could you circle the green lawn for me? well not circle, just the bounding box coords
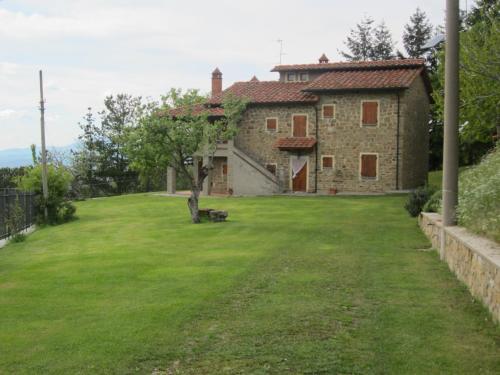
[1,194,499,374]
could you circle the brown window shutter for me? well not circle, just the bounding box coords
[293,115,307,137]
[266,118,277,131]
[222,164,228,175]
[361,154,377,178]
[323,105,334,118]
[322,156,333,168]
[362,102,378,125]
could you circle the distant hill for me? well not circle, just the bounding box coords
[0,144,76,168]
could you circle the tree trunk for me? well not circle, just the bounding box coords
[187,188,201,223]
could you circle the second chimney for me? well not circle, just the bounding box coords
[211,68,222,97]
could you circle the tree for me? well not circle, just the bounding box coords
[73,95,145,196]
[433,4,500,163]
[466,0,499,27]
[340,16,375,61]
[97,94,144,194]
[403,8,433,58]
[371,21,395,60]
[16,164,76,224]
[126,89,247,223]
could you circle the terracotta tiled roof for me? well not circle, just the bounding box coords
[271,58,425,72]
[169,104,224,117]
[304,68,423,92]
[208,81,318,105]
[274,137,317,150]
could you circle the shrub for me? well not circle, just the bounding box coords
[405,185,435,217]
[59,201,76,222]
[423,190,442,213]
[457,147,500,243]
[16,164,76,224]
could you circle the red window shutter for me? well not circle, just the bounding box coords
[362,102,378,125]
[322,156,333,168]
[323,105,334,118]
[293,115,307,137]
[361,155,377,178]
[266,118,277,131]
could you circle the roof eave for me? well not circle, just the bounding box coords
[302,87,409,93]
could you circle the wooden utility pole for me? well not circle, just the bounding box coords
[39,70,49,220]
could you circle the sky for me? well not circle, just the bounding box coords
[0,0,471,151]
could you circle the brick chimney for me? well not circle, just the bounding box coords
[211,67,222,97]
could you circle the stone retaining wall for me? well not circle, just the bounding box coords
[419,212,500,323]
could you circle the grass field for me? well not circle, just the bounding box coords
[1,194,499,374]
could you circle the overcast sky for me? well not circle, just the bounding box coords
[0,0,470,151]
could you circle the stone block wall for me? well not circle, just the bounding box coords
[400,79,430,189]
[419,212,500,323]
[315,91,399,193]
[234,104,317,193]
[233,79,429,194]
[211,157,228,194]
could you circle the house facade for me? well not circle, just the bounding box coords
[184,55,430,195]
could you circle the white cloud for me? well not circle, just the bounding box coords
[0,109,19,119]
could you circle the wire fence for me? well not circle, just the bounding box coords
[0,189,36,240]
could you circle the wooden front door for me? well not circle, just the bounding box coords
[292,115,307,137]
[292,162,307,192]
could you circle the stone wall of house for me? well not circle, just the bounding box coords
[233,78,429,193]
[315,91,399,193]
[234,104,318,193]
[399,78,430,189]
[419,212,500,323]
[211,157,228,194]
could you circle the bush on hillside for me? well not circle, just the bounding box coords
[457,147,500,243]
[423,190,442,213]
[16,164,76,224]
[405,185,435,217]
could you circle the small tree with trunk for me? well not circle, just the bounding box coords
[126,89,247,223]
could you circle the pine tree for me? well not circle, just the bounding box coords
[371,21,394,60]
[403,8,433,58]
[340,16,374,61]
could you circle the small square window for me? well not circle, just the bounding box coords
[265,163,277,175]
[299,73,308,82]
[266,118,277,132]
[322,156,334,169]
[287,72,296,82]
[322,105,335,119]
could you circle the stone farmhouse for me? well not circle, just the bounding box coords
[173,55,431,196]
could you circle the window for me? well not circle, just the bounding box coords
[222,163,228,176]
[287,72,296,82]
[360,154,378,180]
[299,72,308,82]
[265,118,278,132]
[265,163,277,176]
[361,101,379,126]
[322,104,335,119]
[292,114,308,137]
[322,156,334,170]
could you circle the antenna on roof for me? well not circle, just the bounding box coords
[277,39,286,64]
